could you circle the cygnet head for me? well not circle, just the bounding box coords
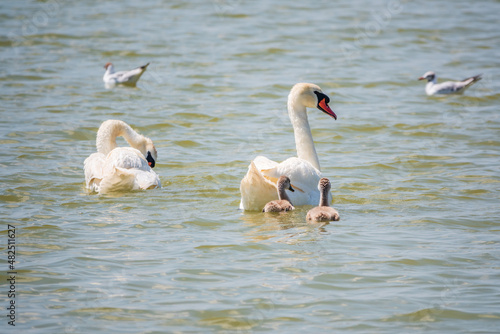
[289,83,337,120]
[418,71,436,82]
[277,175,294,193]
[318,177,331,193]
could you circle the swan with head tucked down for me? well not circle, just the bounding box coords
[240,83,337,211]
[84,120,160,194]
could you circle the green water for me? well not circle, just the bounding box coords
[1,0,499,333]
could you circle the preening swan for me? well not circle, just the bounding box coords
[84,120,160,194]
[306,178,340,223]
[103,62,149,88]
[262,176,295,213]
[418,71,482,96]
[240,83,337,211]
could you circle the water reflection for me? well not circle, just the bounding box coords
[239,208,331,243]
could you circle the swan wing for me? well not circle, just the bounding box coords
[239,158,279,211]
[127,168,161,190]
[104,147,150,171]
[98,167,160,194]
[84,152,106,192]
[99,167,138,194]
[89,148,160,194]
[239,156,331,211]
[261,157,325,206]
[252,155,279,170]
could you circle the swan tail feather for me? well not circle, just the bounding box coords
[133,168,161,190]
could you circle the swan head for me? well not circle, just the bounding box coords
[144,138,158,168]
[289,83,337,120]
[419,71,436,82]
[318,177,331,193]
[277,175,294,193]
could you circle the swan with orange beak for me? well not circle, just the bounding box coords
[240,83,338,211]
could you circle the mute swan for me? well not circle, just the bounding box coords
[263,176,295,212]
[418,71,482,96]
[84,120,160,194]
[103,62,149,88]
[306,178,340,223]
[240,83,337,211]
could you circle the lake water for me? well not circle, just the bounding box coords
[1,0,500,332]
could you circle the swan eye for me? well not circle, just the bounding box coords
[314,91,330,104]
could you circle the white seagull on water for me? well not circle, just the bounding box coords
[418,71,482,96]
[103,62,149,88]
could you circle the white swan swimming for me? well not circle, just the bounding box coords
[418,71,482,96]
[103,62,149,88]
[84,120,160,194]
[306,178,340,223]
[240,83,337,211]
[262,176,295,213]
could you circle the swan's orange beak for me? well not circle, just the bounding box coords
[418,77,425,80]
[318,99,337,120]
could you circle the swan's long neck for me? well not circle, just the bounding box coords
[96,120,146,155]
[288,100,321,171]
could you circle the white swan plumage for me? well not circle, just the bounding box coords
[84,120,160,194]
[240,83,337,211]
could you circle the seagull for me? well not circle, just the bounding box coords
[103,62,149,88]
[418,71,482,96]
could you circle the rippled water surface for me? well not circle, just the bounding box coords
[1,0,500,333]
